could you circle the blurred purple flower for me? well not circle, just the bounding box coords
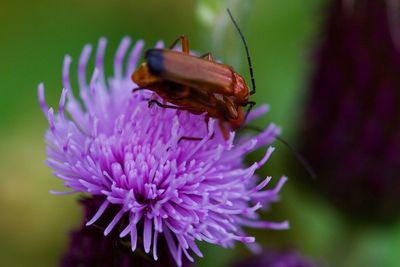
[61,197,192,267]
[38,37,288,265]
[300,0,400,222]
[233,249,319,267]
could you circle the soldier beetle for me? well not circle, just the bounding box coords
[131,9,255,139]
[131,9,316,178]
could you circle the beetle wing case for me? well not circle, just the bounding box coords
[146,49,235,96]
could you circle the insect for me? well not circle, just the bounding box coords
[131,9,316,178]
[131,9,255,139]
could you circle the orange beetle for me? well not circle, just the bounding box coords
[131,10,317,177]
[131,9,256,139]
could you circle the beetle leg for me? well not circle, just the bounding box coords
[166,136,202,151]
[174,86,191,99]
[199,52,215,61]
[178,136,203,143]
[176,114,216,144]
[132,86,146,93]
[168,35,189,53]
[148,99,195,111]
[236,101,256,133]
[176,116,214,144]
[240,101,256,129]
[204,115,210,132]
[221,96,239,121]
[243,101,256,124]
[132,80,161,93]
[219,119,229,140]
[206,92,220,107]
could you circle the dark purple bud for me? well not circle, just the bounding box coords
[300,0,400,222]
[233,250,319,267]
[61,197,193,267]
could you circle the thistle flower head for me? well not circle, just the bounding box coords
[38,37,288,266]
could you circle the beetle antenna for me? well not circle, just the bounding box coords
[275,136,317,179]
[227,8,256,95]
[243,125,317,179]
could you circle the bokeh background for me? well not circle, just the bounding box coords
[1,0,399,266]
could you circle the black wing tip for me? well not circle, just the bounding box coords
[145,49,165,75]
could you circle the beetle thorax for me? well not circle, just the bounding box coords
[232,73,250,104]
[131,63,159,87]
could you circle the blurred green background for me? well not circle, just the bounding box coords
[1,0,399,266]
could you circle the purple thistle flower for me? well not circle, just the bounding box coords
[38,37,288,266]
[300,0,400,222]
[233,249,319,267]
